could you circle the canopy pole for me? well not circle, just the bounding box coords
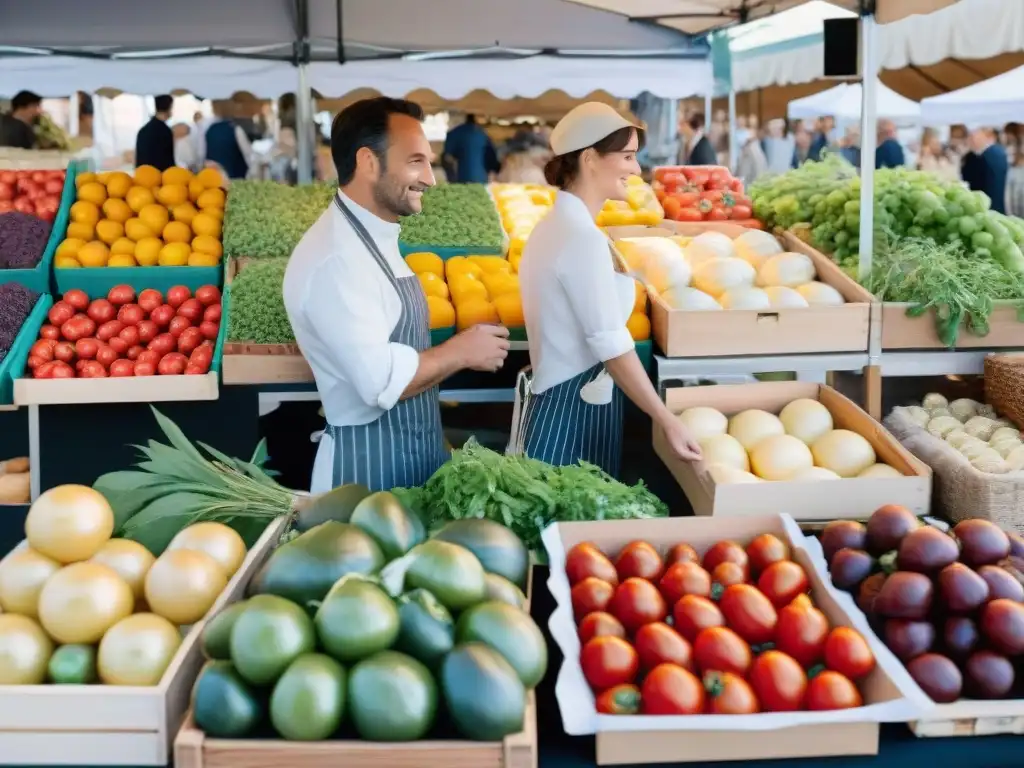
[68,93,79,138]
[704,92,712,125]
[728,90,737,172]
[296,63,314,184]
[856,14,878,283]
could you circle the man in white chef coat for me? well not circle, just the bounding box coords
[284,98,510,493]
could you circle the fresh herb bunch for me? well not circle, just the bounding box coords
[227,258,295,344]
[392,438,667,551]
[399,184,504,249]
[223,181,337,259]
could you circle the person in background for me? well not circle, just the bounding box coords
[962,127,1009,214]
[875,119,906,169]
[1005,133,1024,218]
[172,123,199,172]
[735,130,769,186]
[733,115,752,152]
[762,119,796,175]
[204,100,252,180]
[135,94,175,170]
[917,128,959,184]
[792,125,812,168]
[678,112,717,165]
[0,91,43,149]
[442,114,499,183]
[838,125,861,167]
[807,116,835,162]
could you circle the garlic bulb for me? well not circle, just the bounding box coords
[929,407,954,420]
[923,393,949,411]
[928,416,964,439]
[990,426,1021,443]
[944,430,971,449]
[964,416,999,441]
[948,398,981,422]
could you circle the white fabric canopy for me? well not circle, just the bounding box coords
[919,64,1024,126]
[787,81,920,122]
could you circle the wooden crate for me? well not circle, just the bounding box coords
[0,517,288,766]
[881,301,1024,349]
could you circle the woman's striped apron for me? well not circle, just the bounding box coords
[324,195,448,491]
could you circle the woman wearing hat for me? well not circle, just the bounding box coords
[508,103,702,476]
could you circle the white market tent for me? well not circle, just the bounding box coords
[787,81,920,123]
[919,63,1024,127]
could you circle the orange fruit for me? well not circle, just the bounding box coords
[162,166,192,186]
[104,172,132,199]
[108,254,137,267]
[134,237,162,266]
[76,241,109,268]
[74,171,97,189]
[95,219,125,245]
[55,256,81,269]
[66,221,95,241]
[493,293,525,327]
[445,256,483,282]
[196,168,223,189]
[187,253,220,267]
[110,238,136,256]
[405,252,444,278]
[133,165,162,189]
[70,200,100,225]
[188,177,205,203]
[449,275,488,304]
[481,271,519,298]
[190,212,221,238]
[456,299,499,331]
[156,185,188,207]
[202,207,223,222]
[191,234,222,258]
[633,280,647,312]
[77,182,107,206]
[171,203,198,226]
[417,273,449,300]
[158,242,190,267]
[124,218,154,242]
[196,188,225,210]
[101,198,132,224]
[56,239,85,259]
[468,255,512,274]
[626,312,651,341]
[138,204,169,234]
[426,296,456,329]
[162,221,192,244]
[125,186,155,213]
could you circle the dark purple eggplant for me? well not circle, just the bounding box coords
[980,599,1024,656]
[953,519,1010,567]
[874,571,934,620]
[977,564,1024,602]
[897,526,960,574]
[938,563,990,613]
[883,619,934,661]
[964,651,1015,699]
[866,504,919,555]
[821,521,868,564]
[906,653,963,703]
[942,616,979,659]
[830,548,874,591]
[1007,531,1024,559]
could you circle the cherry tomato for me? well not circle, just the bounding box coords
[168,315,193,338]
[609,577,667,633]
[158,352,188,375]
[580,636,639,691]
[74,338,100,360]
[95,345,119,369]
[704,671,760,714]
[203,303,222,324]
[87,299,116,325]
[665,543,699,567]
[136,319,159,344]
[118,325,141,347]
[758,560,810,609]
[572,577,615,622]
[137,289,164,314]
[148,333,177,357]
[806,670,863,711]
[109,359,136,377]
[188,344,214,373]
[149,304,176,328]
[52,341,75,363]
[47,300,75,326]
[62,289,89,311]
[107,285,136,305]
[117,303,145,326]
[29,340,55,361]
[615,540,664,582]
[823,627,876,681]
[731,204,753,220]
[126,345,144,360]
[177,298,205,323]
[167,285,191,308]
[707,206,730,221]
[640,664,705,715]
[595,683,641,715]
[39,324,60,340]
[702,540,749,576]
[107,336,129,355]
[137,349,162,366]
[775,599,830,668]
[79,360,107,378]
[749,651,808,712]
[659,561,711,604]
[196,284,222,306]
[565,542,619,587]
[75,358,89,374]
[26,355,47,370]
[746,533,790,575]
[134,361,157,376]
[96,320,124,341]
[634,622,693,672]
[675,207,704,222]
[673,595,725,642]
[578,611,626,645]
[719,584,778,645]
[177,326,205,356]
[693,626,752,676]
[33,361,56,379]
[199,320,220,340]
[50,361,75,378]
[711,562,747,591]
[185,364,206,375]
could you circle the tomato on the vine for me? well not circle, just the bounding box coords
[609,577,667,632]
[572,577,615,622]
[748,651,808,712]
[615,540,664,581]
[719,584,778,644]
[566,542,619,587]
[578,611,626,645]
[659,561,711,604]
[640,664,705,715]
[665,542,699,567]
[806,670,863,711]
[775,599,830,667]
[581,636,639,691]
[702,540,749,575]
[704,671,760,714]
[634,622,693,672]
[673,595,725,643]
[758,560,809,608]
[693,626,752,676]
[596,684,641,715]
[745,533,790,575]
[823,627,876,681]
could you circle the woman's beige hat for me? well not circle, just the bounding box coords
[550,102,641,156]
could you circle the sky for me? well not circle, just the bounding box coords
[727,0,856,52]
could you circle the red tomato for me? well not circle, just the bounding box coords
[95,346,119,369]
[167,285,191,308]
[26,355,47,371]
[52,342,75,363]
[48,300,75,327]
[693,626,752,676]
[609,577,667,633]
[578,611,626,645]
[177,298,205,323]
[195,285,222,306]
[675,191,700,207]
[107,285,136,306]
[60,315,96,342]
[640,664,705,715]
[0,182,11,201]
[659,561,711,604]
[675,207,703,222]
[595,684,641,715]
[634,622,692,672]
[702,541,749,576]
[137,289,164,314]
[43,179,63,195]
[198,320,220,341]
[136,320,159,343]
[39,324,60,340]
[704,671,760,714]
[758,561,810,608]
[62,289,89,311]
[117,303,145,326]
[719,584,778,645]
[661,197,681,220]
[74,338,100,360]
[87,299,116,324]
[134,361,157,376]
[673,595,725,643]
[711,562,747,591]
[731,205,753,220]
[806,671,863,711]
[50,361,75,378]
[157,352,188,375]
[149,304,176,328]
[703,190,724,204]
[118,325,141,347]
[95,320,124,342]
[126,345,144,361]
[748,651,808,712]
[188,344,213,373]
[177,327,205,356]
[109,359,136,377]
[565,542,619,587]
[615,540,664,581]
[79,360,107,378]
[148,333,177,357]
[13,197,34,214]
[665,543,699,567]
[107,336,129,355]
[580,636,639,691]
[29,340,55,362]
[571,577,615,622]
[137,349,162,366]
[33,361,55,379]
[0,171,14,185]
[75,359,89,374]
[746,533,790,575]
[168,315,193,338]
[185,364,206,375]
[775,599,830,668]
[203,304,222,324]
[823,627,876,681]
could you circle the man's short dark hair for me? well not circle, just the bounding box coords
[11,91,42,111]
[154,95,173,113]
[688,113,706,131]
[331,97,424,186]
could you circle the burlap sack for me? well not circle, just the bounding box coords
[884,408,1024,535]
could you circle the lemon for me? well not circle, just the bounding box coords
[56,238,85,258]
[190,212,221,238]
[75,171,97,189]
[481,271,519,298]
[133,165,162,189]
[162,221,191,244]
[191,234,222,258]
[405,252,444,278]
[55,256,81,269]
[126,186,155,213]
[70,201,100,226]
[171,203,198,226]
[417,273,449,300]
[95,220,125,246]
[202,207,223,222]
[468,255,512,274]
[108,254,137,268]
[426,296,456,329]
[156,184,188,207]
[493,293,525,327]
[187,253,220,267]
[66,221,95,241]
[196,167,223,189]
[456,298,499,331]
[77,241,110,268]
[162,166,192,186]
[197,188,225,210]
[188,177,205,203]
[104,172,132,199]
[110,237,136,256]
[77,182,107,206]
[138,204,169,234]
[449,275,488,304]
[101,198,132,224]
[124,218,154,242]
[135,237,163,266]
[158,242,190,267]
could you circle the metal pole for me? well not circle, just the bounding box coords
[296,63,314,184]
[857,15,878,283]
[68,93,79,138]
[704,91,713,124]
[728,89,737,172]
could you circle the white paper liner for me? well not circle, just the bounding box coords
[541,515,933,735]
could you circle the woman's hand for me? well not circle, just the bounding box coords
[657,413,703,462]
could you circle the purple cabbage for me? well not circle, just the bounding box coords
[0,211,52,270]
[0,283,40,364]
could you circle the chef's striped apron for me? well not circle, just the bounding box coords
[325,195,448,491]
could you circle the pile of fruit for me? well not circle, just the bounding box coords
[26,284,222,379]
[0,484,248,685]
[225,258,295,345]
[820,506,1024,703]
[399,184,505,251]
[490,183,555,271]
[192,494,545,742]
[55,166,224,269]
[674,397,900,485]
[616,230,846,312]
[653,166,759,227]
[223,181,337,260]
[566,534,876,714]
[595,176,664,228]
[0,168,64,221]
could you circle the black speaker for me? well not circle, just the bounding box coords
[823,18,860,78]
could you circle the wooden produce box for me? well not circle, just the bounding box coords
[221,258,314,386]
[881,300,1024,350]
[654,381,932,520]
[541,515,926,765]
[0,517,289,766]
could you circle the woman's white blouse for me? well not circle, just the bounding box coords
[519,192,636,394]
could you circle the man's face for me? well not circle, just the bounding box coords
[371,114,435,217]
